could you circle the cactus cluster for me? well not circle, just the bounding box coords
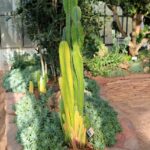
[59,0,86,148]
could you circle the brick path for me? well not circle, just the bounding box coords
[95,74,150,150]
[5,93,23,150]
[0,71,7,150]
[0,71,23,150]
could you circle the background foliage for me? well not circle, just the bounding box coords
[3,53,41,92]
[84,52,124,76]
[79,0,103,57]
[17,0,65,77]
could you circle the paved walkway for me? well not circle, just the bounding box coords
[0,71,6,150]
[0,71,23,150]
[95,74,150,150]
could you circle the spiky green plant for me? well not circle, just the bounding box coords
[59,41,86,149]
[59,0,86,148]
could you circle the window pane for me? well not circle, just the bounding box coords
[0,0,19,14]
[0,0,12,13]
[0,16,22,47]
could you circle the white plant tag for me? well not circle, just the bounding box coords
[87,127,94,138]
[132,56,138,61]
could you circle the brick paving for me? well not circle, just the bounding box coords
[0,71,7,150]
[5,93,23,150]
[0,71,23,150]
[95,74,150,150]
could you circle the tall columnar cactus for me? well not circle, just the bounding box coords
[59,41,86,148]
[63,0,84,48]
[62,0,84,115]
[59,0,86,148]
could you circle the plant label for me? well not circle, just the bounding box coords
[87,127,94,138]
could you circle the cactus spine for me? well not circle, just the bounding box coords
[59,0,86,148]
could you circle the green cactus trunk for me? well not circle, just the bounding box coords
[59,0,86,147]
[62,0,84,115]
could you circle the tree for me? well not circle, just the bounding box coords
[79,0,104,57]
[100,0,150,56]
[17,0,65,77]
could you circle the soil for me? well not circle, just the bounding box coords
[0,71,7,150]
[94,73,150,150]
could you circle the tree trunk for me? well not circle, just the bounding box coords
[109,5,127,37]
[129,14,144,56]
[107,5,148,57]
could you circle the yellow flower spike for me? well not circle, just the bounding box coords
[29,81,34,94]
[39,76,47,94]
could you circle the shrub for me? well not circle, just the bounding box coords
[10,52,40,69]
[84,78,99,98]
[139,49,150,61]
[85,52,124,76]
[3,66,40,92]
[84,78,122,150]
[17,0,65,77]
[15,78,121,150]
[109,68,128,77]
[2,52,43,92]
[79,0,103,57]
[15,91,67,150]
[129,62,144,73]
[111,31,131,54]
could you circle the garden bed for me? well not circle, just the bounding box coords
[84,49,150,77]
[3,82,139,150]
[2,70,121,150]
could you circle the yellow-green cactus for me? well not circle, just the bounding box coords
[59,41,86,147]
[59,0,86,148]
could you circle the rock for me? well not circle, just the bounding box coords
[119,63,129,70]
[144,67,150,73]
[143,58,150,64]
